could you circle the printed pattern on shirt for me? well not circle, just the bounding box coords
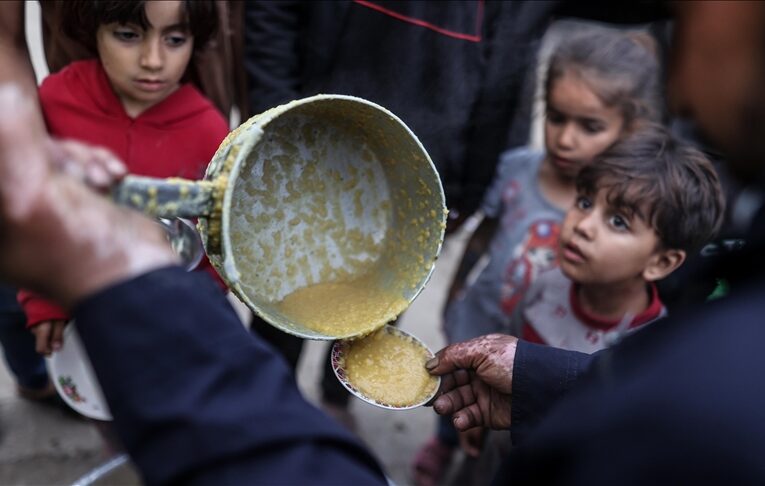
[500,219,561,316]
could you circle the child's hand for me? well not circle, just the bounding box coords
[458,427,485,458]
[31,319,67,356]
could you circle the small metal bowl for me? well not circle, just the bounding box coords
[331,325,440,410]
[156,218,204,271]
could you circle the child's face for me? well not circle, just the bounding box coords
[96,1,193,118]
[558,188,672,286]
[544,73,625,180]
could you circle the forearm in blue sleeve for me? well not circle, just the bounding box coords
[510,339,593,445]
[73,267,386,485]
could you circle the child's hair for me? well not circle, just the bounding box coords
[63,1,218,55]
[546,28,661,126]
[576,125,725,254]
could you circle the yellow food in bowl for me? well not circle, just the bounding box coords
[275,276,409,337]
[344,328,438,407]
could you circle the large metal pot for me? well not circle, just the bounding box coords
[113,94,446,340]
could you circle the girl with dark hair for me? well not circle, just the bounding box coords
[18,1,229,356]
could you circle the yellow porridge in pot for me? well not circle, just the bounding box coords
[275,276,409,337]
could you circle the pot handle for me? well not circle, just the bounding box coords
[111,175,218,218]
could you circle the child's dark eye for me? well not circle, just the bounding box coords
[575,195,592,210]
[113,29,140,42]
[610,214,630,230]
[581,120,605,134]
[165,33,189,47]
[546,108,565,125]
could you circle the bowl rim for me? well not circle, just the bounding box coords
[330,325,441,410]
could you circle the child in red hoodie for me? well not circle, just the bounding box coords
[19,0,229,355]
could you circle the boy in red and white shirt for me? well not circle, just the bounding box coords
[511,127,725,353]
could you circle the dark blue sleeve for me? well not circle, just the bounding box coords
[511,340,593,445]
[498,282,765,484]
[73,267,387,485]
